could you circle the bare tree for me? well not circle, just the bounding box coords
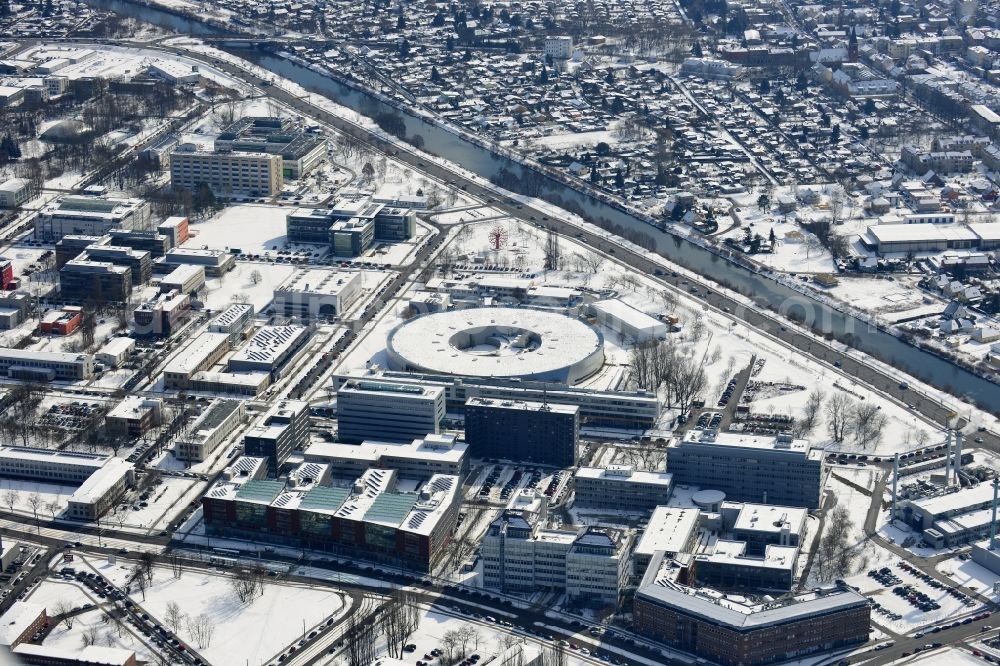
[129,565,148,601]
[3,488,18,513]
[344,609,376,666]
[381,588,419,658]
[815,505,856,581]
[852,402,888,449]
[230,565,267,604]
[27,492,42,530]
[249,269,263,285]
[54,599,75,629]
[797,389,826,437]
[826,393,854,444]
[187,613,215,649]
[81,625,100,648]
[169,554,184,579]
[138,551,156,585]
[165,601,185,633]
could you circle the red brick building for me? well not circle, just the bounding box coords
[633,575,870,666]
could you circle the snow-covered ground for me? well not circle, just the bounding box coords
[81,557,348,665]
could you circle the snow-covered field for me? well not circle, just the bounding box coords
[84,558,348,665]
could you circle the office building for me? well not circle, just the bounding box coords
[175,399,246,462]
[273,269,363,320]
[482,503,631,606]
[304,433,469,479]
[105,396,161,439]
[243,400,309,473]
[35,196,151,241]
[161,247,235,277]
[0,178,32,208]
[0,348,93,380]
[573,465,674,514]
[157,216,189,247]
[333,369,661,428]
[162,331,230,389]
[724,502,806,555]
[108,228,171,258]
[634,552,870,666]
[208,303,255,345]
[227,324,310,376]
[169,145,283,197]
[96,336,135,368]
[59,260,131,302]
[202,466,460,572]
[159,264,205,294]
[900,483,1000,548]
[66,457,135,520]
[55,235,103,268]
[80,244,151,285]
[0,291,28,330]
[286,198,416,254]
[694,540,797,591]
[464,398,579,467]
[336,379,445,444]
[667,430,824,509]
[0,448,132,520]
[330,217,375,257]
[39,309,81,336]
[132,290,190,338]
[633,507,701,575]
[566,527,633,607]
[215,117,326,179]
[188,370,271,397]
[589,300,668,343]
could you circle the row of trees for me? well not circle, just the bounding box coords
[626,339,707,413]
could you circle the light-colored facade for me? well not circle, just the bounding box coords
[336,379,445,444]
[162,331,231,389]
[35,196,151,241]
[273,269,363,320]
[668,430,824,509]
[169,146,283,197]
[175,399,246,462]
[574,465,674,513]
[208,303,255,345]
[0,348,93,380]
[0,178,32,208]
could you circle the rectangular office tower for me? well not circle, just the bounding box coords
[243,400,310,474]
[336,379,444,444]
[667,430,824,509]
[464,398,579,467]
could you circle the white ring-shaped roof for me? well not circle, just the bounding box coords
[386,307,605,385]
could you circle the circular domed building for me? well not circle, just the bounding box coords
[386,307,605,385]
